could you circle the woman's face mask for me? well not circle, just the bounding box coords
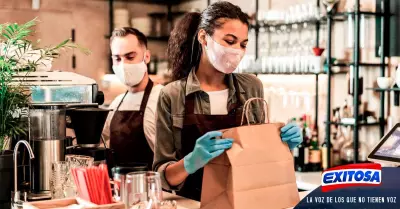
[112,53,147,87]
[205,34,245,74]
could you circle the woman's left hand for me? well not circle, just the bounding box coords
[280,123,303,150]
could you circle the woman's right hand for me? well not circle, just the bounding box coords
[183,131,233,174]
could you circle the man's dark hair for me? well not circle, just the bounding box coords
[110,27,148,48]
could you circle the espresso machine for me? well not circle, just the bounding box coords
[12,71,107,200]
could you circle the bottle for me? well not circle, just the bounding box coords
[341,100,351,119]
[302,121,311,172]
[291,118,300,170]
[359,101,367,122]
[306,115,312,130]
[332,108,338,123]
[394,83,400,107]
[321,140,333,170]
[343,100,348,117]
[340,128,370,165]
[303,115,312,139]
[295,117,308,172]
[309,134,322,171]
[340,140,370,165]
[331,128,342,167]
[295,135,309,172]
[294,142,303,172]
[347,66,364,99]
[347,68,353,95]
[293,144,299,170]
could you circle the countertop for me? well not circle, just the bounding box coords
[163,191,311,209]
[295,171,322,191]
[161,171,321,209]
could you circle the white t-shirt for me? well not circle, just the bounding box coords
[206,89,229,115]
[102,84,163,151]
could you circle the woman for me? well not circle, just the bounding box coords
[153,1,302,201]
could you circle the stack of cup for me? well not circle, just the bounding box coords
[114,9,130,29]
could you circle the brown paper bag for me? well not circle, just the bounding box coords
[201,98,300,209]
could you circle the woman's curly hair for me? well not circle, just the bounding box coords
[167,1,249,81]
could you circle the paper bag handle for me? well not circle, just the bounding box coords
[240,97,269,126]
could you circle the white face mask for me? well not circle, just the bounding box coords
[112,54,147,87]
[205,34,245,74]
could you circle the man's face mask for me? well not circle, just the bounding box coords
[112,53,147,87]
[205,34,245,74]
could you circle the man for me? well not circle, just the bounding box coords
[102,27,163,168]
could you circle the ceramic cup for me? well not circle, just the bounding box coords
[377,77,394,89]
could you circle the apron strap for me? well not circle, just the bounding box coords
[139,79,154,112]
[185,93,196,114]
[116,91,129,111]
[227,74,242,113]
[115,79,154,112]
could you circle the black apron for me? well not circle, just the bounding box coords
[109,79,154,169]
[176,75,243,201]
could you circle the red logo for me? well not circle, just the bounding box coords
[321,163,382,192]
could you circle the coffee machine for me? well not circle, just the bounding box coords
[28,103,67,200]
[13,71,107,200]
[65,107,112,165]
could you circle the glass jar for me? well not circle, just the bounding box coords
[332,128,346,167]
[340,136,369,165]
[64,155,94,197]
[51,161,69,199]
